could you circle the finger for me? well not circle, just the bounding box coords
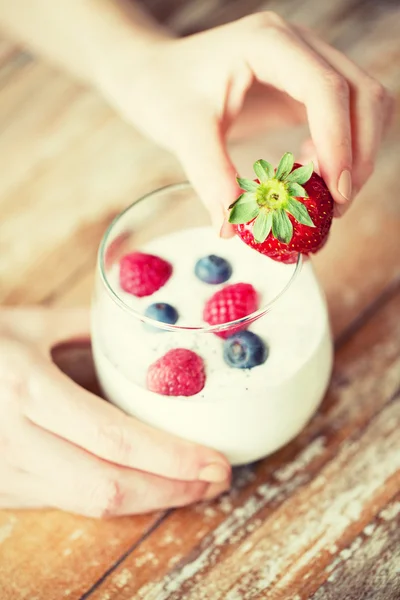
[0,464,46,509]
[1,308,90,353]
[299,138,319,171]
[229,83,306,140]
[243,13,353,205]
[173,114,239,238]
[295,25,392,212]
[22,358,231,484]
[42,308,90,348]
[16,420,229,517]
[0,494,45,509]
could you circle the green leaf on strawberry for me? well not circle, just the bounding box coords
[287,182,308,198]
[236,177,259,193]
[272,209,293,244]
[286,198,315,227]
[275,152,294,181]
[253,159,274,182]
[229,152,315,245]
[229,194,259,224]
[253,210,272,243]
[285,162,313,185]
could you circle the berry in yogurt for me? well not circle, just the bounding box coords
[145,302,179,327]
[194,255,232,284]
[203,282,258,338]
[147,348,206,397]
[92,226,333,464]
[223,331,268,369]
[119,252,172,297]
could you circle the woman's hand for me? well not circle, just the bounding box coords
[98,11,393,229]
[0,308,230,516]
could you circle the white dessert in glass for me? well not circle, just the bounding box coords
[92,183,333,465]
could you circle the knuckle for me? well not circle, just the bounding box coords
[0,378,23,408]
[162,443,205,480]
[0,341,40,415]
[368,79,386,103]
[86,476,124,518]
[384,91,396,124]
[386,90,395,113]
[95,421,132,465]
[167,445,198,480]
[323,71,349,97]
[174,481,207,507]
[239,11,286,32]
[262,10,287,29]
[0,374,30,420]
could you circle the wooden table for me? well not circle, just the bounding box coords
[1,1,399,598]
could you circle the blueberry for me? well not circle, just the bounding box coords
[195,255,232,284]
[144,302,179,331]
[223,331,268,369]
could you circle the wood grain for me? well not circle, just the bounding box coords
[0,1,399,599]
[0,511,166,600]
[1,0,399,312]
[309,495,400,600]
[79,289,400,600]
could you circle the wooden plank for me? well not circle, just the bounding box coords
[1,0,398,311]
[0,114,184,305]
[79,289,400,599]
[308,495,400,600]
[0,511,166,600]
[0,2,399,599]
[312,131,400,337]
[1,199,398,600]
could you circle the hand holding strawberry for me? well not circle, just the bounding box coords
[92,11,392,231]
[229,152,334,263]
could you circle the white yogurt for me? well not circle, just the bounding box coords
[92,226,333,465]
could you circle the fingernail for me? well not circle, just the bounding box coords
[204,479,231,500]
[338,169,352,201]
[220,220,234,239]
[198,463,229,483]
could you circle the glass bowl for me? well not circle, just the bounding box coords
[91,182,333,465]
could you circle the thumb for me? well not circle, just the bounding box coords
[43,308,90,348]
[23,356,231,484]
[174,116,240,238]
[1,308,90,352]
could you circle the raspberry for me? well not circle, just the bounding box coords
[147,349,205,397]
[119,252,172,297]
[203,282,258,338]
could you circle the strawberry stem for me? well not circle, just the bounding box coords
[229,152,315,245]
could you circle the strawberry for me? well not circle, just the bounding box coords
[147,348,205,397]
[119,252,172,297]
[203,282,258,338]
[228,153,334,263]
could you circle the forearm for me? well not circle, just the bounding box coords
[0,0,170,86]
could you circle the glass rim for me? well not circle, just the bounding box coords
[98,181,303,333]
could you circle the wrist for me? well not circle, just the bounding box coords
[81,1,174,94]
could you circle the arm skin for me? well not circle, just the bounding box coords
[0,0,169,85]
